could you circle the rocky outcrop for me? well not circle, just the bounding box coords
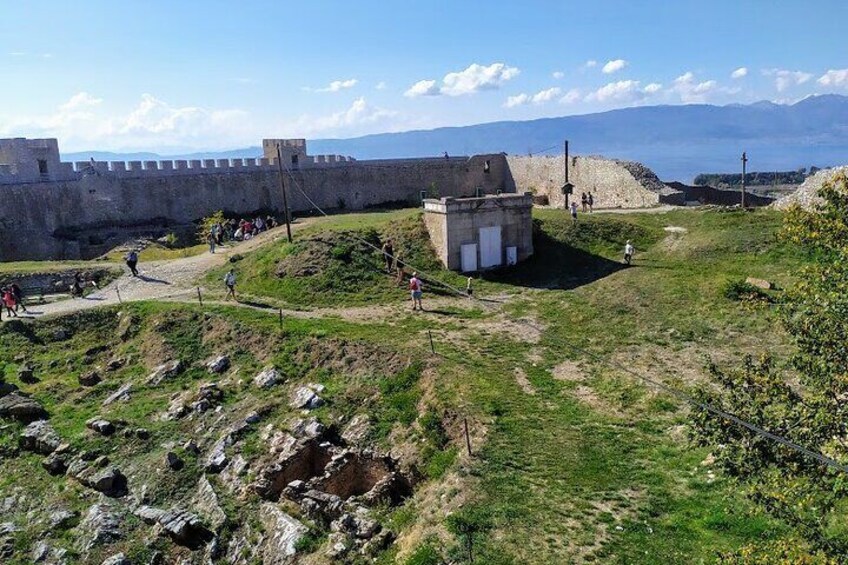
[87,418,116,436]
[68,460,128,498]
[19,420,61,454]
[290,384,325,410]
[80,503,124,552]
[774,166,848,210]
[0,392,48,422]
[158,508,214,549]
[146,359,183,385]
[102,383,132,406]
[192,476,227,530]
[254,367,283,389]
[257,503,308,564]
[206,356,230,374]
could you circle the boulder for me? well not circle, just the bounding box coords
[106,358,126,371]
[78,371,102,387]
[292,418,326,439]
[146,360,183,385]
[341,414,370,446]
[205,439,229,473]
[158,508,214,548]
[206,356,230,374]
[0,381,18,398]
[32,540,51,562]
[19,420,61,454]
[745,276,772,290]
[42,452,69,476]
[78,467,128,498]
[101,553,131,565]
[192,475,227,530]
[290,386,324,410]
[166,452,184,471]
[0,392,48,422]
[87,418,116,436]
[49,509,79,529]
[17,364,37,384]
[133,505,166,525]
[254,368,282,389]
[258,503,308,562]
[102,383,132,406]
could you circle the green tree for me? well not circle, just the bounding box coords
[691,172,848,562]
[197,210,226,243]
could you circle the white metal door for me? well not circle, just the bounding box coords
[479,226,502,268]
[506,246,518,266]
[461,243,478,272]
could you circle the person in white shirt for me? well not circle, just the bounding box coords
[224,269,237,301]
[624,240,635,265]
[570,201,578,221]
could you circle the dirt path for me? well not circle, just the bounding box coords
[9,220,319,321]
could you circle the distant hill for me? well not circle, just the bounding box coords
[64,95,848,182]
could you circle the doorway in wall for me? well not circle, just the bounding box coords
[479,226,502,268]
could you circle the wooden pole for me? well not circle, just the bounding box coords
[464,417,472,456]
[279,308,284,330]
[116,287,122,304]
[428,330,435,354]
[196,287,203,307]
[276,143,293,243]
[741,151,748,209]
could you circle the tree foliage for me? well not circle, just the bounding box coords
[691,172,848,561]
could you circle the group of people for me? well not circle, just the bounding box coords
[207,216,279,253]
[0,284,26,319]
[570,192,597,220]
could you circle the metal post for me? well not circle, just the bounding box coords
[741,151,747,209]
[279,308,283,330]
[564,140,569,209]
[464,417,472,456]
[196,287,203,306]
[428,330,435,354]
[276,143,293,243]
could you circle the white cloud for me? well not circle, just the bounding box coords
[671,72,717,103]
[504,93,530,108]
[731,67,748,79]
[8,51,26,56]
[531,87,562,104]
[404,79,440,97]
[312,78,358,93]
[406,62,520,98]
[552,71,565,79]
[818,69,848,88]
[60,92,103,110]
[586,80,642,103]
[559,88,581,104]
[602,59,628,74]
[375,81,387,90]
[763,68,812,92]
[584,60,597,69]
[643,82,663,94]
[306,97,396,131]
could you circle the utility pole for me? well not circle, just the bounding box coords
[741,151,748,209]
[275,143,293,243]
[562,140,574,209]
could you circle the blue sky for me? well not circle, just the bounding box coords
[0,0,845,152]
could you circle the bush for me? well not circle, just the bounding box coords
[405,542,442,565]
[722,279,772,303]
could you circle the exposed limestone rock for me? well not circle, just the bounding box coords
[774,166,848,210]
[158,508,214,549]
[32,540,50,562]
[70,463,128,498]
[254,367,282,389]
[42,452,69,475]
[258,503,307,564]
[205,439,229,473]
[0,392,48,422]
[146,360,183,385]
[219,454,249,494]
[80,502,123,552]
[192,475,226,530]
[745,277,772,290]
[87,418,116,436]
[166,382,223,420]
[101,553,130,565]
[206,356,230,374]
[134,505,166,524]
[291,418,326,440]
[290,384,324,410]
[341,414,370,446]
[78,371,102,387]
[49,509,79,529]
[19,420,61,454]
[102,383,132,406]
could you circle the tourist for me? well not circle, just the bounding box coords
[1,287,17,318]
[214,223,223,245]
[588,192,594,212]
[10,283,26,313]
[207,232,216,254]
[381,239,394,273]
[70,273,84,298]
[224,269,237,301]
[234,226,244,241]
[125,250,139,276]
[444,151,449,160]
[581,192,588,213]
[266,215,277,229]
[409,272,423,311]
[255,216,265,232]
[570,201,578,221]
[624,240,635,265]
[466,276,474,297]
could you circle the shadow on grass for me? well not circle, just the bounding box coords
[480,227,628,291]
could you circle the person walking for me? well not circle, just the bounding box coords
[10,283,26,313]
[624,240,635,265]
[207,232,216,254]
[570,201,578,222]
[409,272,423,311]
[224,269,237,301]
[588,192,594,213]
[581,192,588,213]
[381,239,394,273]
[466,276,474,297]
[125,250,139,276]
[2,287,17,318]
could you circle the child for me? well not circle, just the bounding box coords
[2,287,17,318]
[624,240,635,265]
[409,272,423,311]
[570,201,578,221]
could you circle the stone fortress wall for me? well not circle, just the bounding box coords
[0,137,671,261]
[505,154,682,208]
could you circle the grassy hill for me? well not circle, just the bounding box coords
[0,206,809,563]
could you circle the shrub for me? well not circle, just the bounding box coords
[722,279,772,303]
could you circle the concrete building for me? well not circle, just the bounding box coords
[423,193,534,272]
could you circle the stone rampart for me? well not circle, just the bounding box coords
[505,155,678,209]
[0,154,510,261]
[773,166,848,210]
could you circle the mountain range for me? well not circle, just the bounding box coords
[64,95,848,182]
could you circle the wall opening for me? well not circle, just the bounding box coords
[37,159,48,175]
[484,160,491,173]
[291,154,299,167]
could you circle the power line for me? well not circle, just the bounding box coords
[279,163,848,474]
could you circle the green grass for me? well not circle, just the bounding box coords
[0,206,814,564]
